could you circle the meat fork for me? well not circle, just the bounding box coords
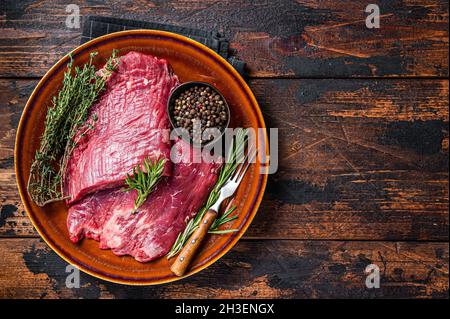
[170,148,257,276]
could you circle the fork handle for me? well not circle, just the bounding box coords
[170,209,217,276]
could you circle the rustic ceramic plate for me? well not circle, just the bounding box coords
[15,30,268,285]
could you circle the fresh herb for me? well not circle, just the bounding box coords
[123,158,166,213]
[167,128,248,259]
[27,50,119,206]
[209,206,239,234]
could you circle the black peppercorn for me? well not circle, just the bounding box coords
[171,84,228,144]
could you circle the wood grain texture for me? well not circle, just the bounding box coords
[0,0,448,78]
[0,238,448,299]
[1,78,448,240]
[0,1,448,298]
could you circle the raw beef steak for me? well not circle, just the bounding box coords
[64,51,179,204]
[67,140,221,262]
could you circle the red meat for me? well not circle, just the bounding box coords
[67,140,221,262]
[64,51,179,204]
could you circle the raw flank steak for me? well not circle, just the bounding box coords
[64,51,179,205]
[67,139,222,262]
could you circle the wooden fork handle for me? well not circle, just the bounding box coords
[170,209,217,276]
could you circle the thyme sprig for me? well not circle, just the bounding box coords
[123,158,166,213]
[27,50,119,206]
[167,128,248,258]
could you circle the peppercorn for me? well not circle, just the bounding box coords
[171,84,229,144]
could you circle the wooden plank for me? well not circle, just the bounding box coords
[0,80,36,236]
[0,0,448,78]
[248,78,449,241]
[0,238,447,298]
[0,78,448,240]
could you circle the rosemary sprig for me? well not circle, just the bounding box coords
[27,50,119,206]
[209,206,238,234]
[167,128,248,259]
[123,158,166,213]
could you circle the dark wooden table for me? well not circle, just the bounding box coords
[0,0,448,299]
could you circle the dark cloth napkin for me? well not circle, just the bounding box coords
[81,16,246,78]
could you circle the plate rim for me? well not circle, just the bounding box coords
[14,29,268,285]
